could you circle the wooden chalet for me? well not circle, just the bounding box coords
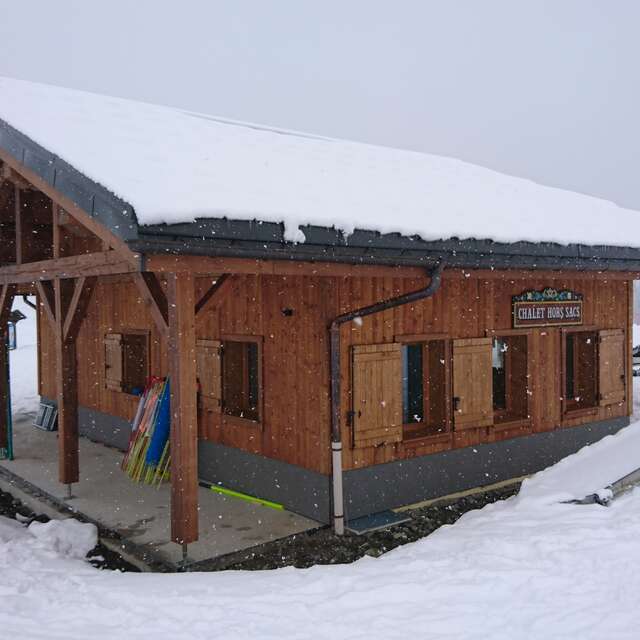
[0,79,639,547]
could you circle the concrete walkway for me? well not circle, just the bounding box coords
[0,417,317,568]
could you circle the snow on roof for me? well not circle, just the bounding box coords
[0,75,638,247]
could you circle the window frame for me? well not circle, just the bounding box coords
[220,334,264,428]
[486,328,532,430]
[561,326,600,419]
[104,329,150,397]
[395,333,452,442]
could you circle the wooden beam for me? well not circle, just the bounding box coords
[15,284,36,296]
[146,255,640,281]
[35,281,56,329]
[63,276,96,342]
[195,274,230,316]
[0,284,16,451]
[145,254,429,279]
[1,163,32,190]
[54,278,79,485]
[52,203,62,259]
[0,284,15,322]
[14,186,25,265]
[167,272,199,544]
[132,272,168,337]
[0,148,138,267]
[442,268,640,281]
[0,250,139,284]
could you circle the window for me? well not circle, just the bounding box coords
[492,334,529,424]
[401,340,448,438]
[564,330,598,413]
[104,332,148,395]
[222,339,261,422]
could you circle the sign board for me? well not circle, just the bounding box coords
[513,289,583,328]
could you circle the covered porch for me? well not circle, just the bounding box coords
[0,415,317,568]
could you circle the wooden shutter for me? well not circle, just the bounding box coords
[196,339,222,411]
[352,343,403,448]
[599,329,625,406]
[452,338,493,429]
[104,333,123,391]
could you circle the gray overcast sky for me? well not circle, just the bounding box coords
[0,1,638,209]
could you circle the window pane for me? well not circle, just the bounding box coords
[247,342,259,412]
[402,344,423,424]
[566,334,575,400]
[565,331,597,411]
[492,338,507,411]
[493,335,528,423]
[122,334,147,395]
[223,340,260,421]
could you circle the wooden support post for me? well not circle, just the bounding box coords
[0,284,16,451]
[53,276,95,486]
[54,278,78,485]
[167,271,199,544]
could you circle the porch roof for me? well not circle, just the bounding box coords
[2,76,640,271]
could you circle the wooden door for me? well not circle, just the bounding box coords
[352,343,403,448]
[452,338,493,429]
[599,329,625,406]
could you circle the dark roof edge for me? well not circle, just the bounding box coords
[132,232,640,272]
[0,118,138,241]
[136,218,640,269]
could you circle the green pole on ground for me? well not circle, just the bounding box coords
[1,341,13,461]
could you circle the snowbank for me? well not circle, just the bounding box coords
[2,76,640,247]
[0,516,96,559]
[1,419,640,638]
[516,420,640,506]
[27,519,97,560]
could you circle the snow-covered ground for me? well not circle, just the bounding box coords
[1,304,640,638]
[1,418,640,639]
[8,296,39,417]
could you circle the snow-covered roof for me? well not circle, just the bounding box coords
[0,75,639,248]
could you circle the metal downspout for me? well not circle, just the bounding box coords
[328,261,444,535]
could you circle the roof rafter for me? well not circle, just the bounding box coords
[0,147,139,268]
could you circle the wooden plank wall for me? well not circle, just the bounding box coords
[39,278,166,422]
[38,270,633,476]
[338,273,631,471]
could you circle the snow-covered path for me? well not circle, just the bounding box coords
[1,418,640,639]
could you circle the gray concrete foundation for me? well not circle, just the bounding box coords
[37,398,633,525]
